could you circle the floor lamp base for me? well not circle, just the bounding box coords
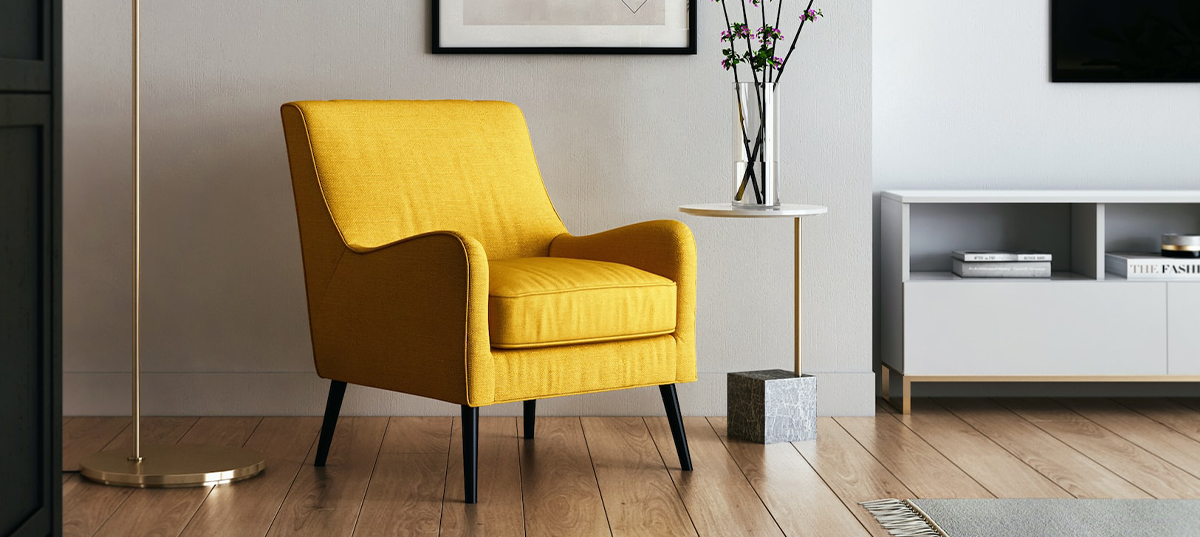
[79,444,265,488]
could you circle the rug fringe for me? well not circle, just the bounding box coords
[860,499,948,537]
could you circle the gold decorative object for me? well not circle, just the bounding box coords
[78,0,265,488]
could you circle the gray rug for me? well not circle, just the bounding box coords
[861,498,1200,537]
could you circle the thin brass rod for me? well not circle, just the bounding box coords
[794,217,801,376]
[130,0,142,463]
[78,0,263,489]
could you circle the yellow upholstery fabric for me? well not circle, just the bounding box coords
[289,100,566,259]
[315,231,493,405]
[489,257,676,349]
[550,220,698,383]
[280,99,697,407]
[492,335,677,403]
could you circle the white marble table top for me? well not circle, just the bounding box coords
[678,203,829,218]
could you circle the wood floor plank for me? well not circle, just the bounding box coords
[354,454,446,536]
[378,416,453,454]
[581,417,694,537]
[998,398,1080,422]
[835,413,992,499]
[99,417,201,454]
[93,418,263,537]
[884,401,1071,499]
[265,417,388,537]
[517,417,610,537]
[939,399,1150,499]
[440,417,524,537]
[709,417,869,537]
[793,418,913,537]
[63,417,200,537]
[999,399,1200,499]
[62,475,125,537]
[180,417,322,537]
[1058,399,1200,482]
[62,417,130,472]
[1119,399,1200,444]
[647,417,783,537]
[1170,398,1200,414]
[353,418,454,536]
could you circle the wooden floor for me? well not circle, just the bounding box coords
[61,398,1200,537]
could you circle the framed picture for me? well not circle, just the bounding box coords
[1052,0,1200,82]
[432,0,696,54]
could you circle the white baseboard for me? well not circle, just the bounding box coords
[64,370,876,417]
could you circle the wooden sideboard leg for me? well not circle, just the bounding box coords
[902,376,912,415]
[881,364,891,400]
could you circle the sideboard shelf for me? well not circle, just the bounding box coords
[909,271,1095,282]
[880,190,1200,413]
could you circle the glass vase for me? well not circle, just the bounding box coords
[732,82,780,208]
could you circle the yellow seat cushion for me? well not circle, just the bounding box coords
[488,257,677,349]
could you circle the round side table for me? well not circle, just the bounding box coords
[679,203,828,443]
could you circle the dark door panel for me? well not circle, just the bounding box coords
[0,0,51,92]
[0,3,61,531]
[0,104,49,537]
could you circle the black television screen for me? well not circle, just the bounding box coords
[1053,0,1200,82]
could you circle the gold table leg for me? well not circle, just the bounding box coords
[794,217,802,377]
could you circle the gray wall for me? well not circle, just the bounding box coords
[64,1,874,416]
[875,0,1200,188]
[873,0,1200,396]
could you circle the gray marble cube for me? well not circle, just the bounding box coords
[727,370,817,444]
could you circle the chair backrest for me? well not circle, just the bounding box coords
[280,100,566,261]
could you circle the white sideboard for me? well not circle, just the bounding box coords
[880,190,1200,413]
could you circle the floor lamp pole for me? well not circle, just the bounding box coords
[77,0,265,487]
[131,0,142,464]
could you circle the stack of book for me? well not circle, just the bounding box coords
[951,250,1052,278]
[1106,253,1200,280]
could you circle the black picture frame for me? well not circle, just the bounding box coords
[1051,0,1200,83]
[432,0,697,55]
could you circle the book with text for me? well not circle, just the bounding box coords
[952,250,1052,262]
[953,250,1016,262]
[952,259,1052,278]
[1106,253,1200,280]
[1014,250,1053,261]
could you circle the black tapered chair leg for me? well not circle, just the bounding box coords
[659,384,693,471]
[462,405,479,503]
[314,381,347,467]
[523,400,536,439]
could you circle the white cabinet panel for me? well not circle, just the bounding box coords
[1168,283,1200,374]
[904,282,1167,376]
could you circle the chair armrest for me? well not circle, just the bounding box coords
[549,220,697,382]
[311,231,494,406]
[549,220,695,285]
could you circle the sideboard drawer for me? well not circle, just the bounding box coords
[903,281,1167,376]
[1169,283,1200,374]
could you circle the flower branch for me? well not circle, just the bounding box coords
[713,0,823,202]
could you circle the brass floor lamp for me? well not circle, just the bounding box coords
[78,0,266,487]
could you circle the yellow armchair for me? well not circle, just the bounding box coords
[281,100,696,503]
